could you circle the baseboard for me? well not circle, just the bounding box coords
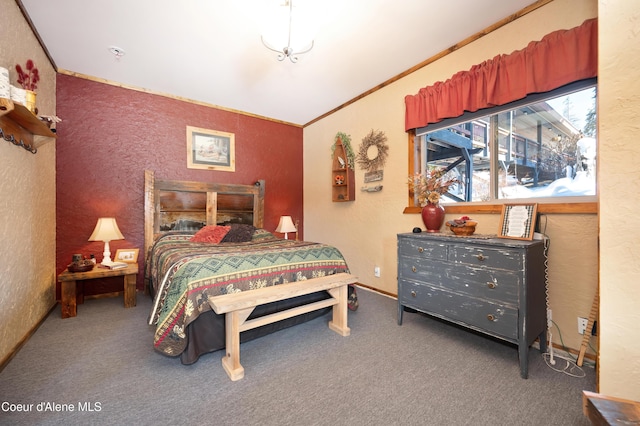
[0,302,58,374]
[532,340,597,365]
[354,282,397,299]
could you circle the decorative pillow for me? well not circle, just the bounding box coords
[189,225,231,243]
[251,228,277,241]
[221,224,256,243]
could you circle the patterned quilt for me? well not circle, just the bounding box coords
[146,229,350,357]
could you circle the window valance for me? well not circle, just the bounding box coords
[404,18,597,131]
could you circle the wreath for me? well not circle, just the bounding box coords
[357,129,389,172]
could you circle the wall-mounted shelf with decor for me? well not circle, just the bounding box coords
[0,98,56,154]
[332,137,355,202]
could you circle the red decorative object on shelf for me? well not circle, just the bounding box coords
[421,202,445,232]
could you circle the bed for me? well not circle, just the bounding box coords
[144,170,356,365]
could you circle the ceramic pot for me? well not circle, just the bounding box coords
[421,202,445,232]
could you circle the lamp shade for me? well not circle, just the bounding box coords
[89,217,124,242]
[275,216,297,234]
[89,218,125,265]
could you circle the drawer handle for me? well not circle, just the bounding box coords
[487,314,496,322]
[410,290,417,298]
[418,247,424,253]
[476,253,486,261]
[487,282,496,289]
[411,266,417,273]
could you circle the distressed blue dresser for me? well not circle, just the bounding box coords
[397,233,547,378]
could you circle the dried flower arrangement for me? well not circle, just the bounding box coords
[15,59,40,91]
[408,167,459,206]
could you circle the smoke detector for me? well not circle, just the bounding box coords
[108,46,126,59]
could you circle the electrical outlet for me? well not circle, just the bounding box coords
[578,317,588,334]
[374,266,380,278]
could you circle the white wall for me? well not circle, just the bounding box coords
[0,0,57,363]
[598,0,640,401]
[304,0,600,369]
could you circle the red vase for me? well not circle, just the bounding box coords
[421,202,445,232]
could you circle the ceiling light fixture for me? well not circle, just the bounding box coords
[261,0,313,63]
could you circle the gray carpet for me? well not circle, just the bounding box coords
[0,287,595,425]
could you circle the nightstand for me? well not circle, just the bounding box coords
[57,263,138,318]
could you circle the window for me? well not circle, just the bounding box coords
[412,80,597,205]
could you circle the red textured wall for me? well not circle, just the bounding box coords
[56,74,303,296]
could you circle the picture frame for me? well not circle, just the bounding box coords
[114,248,139,264]
[186,126,235,172]
[498,203,538,240]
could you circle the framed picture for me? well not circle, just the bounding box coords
[186,126,235,172]
[498,203,538,240]
[114,248,139,264]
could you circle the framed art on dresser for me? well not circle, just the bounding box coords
[498,203,538,240]
[114,248,139,263]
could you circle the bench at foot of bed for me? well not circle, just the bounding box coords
[208,273,358,381]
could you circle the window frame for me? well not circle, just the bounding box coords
[405,79,598,215]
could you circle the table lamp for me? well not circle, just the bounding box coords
[89,217,124,265]
[275,215,297,240]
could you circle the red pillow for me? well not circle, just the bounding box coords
[190,225,231,243]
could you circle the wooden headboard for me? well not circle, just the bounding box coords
[144,170,265,259]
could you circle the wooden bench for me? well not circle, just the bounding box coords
[208,273,357,381]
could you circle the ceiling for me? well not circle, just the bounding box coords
[19,0,538,126]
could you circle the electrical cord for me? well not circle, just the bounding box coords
[543,242,554,362]
[538,214,592,377]
[542,320,593,377]
[538,215,558,365]
[553,319,597,366]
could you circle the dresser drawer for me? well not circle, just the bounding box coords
[398,256,519,304]
[450,244,523,271]
[398,256,447,284]
[399,280,518,340]
[448,264,519,304]
[398,237,447,261]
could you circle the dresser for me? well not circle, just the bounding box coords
[397,233,547,378]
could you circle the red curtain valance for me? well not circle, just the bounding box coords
[405,18,597,131]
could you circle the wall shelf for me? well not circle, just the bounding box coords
[331,137,355,202]
[0,98,56,153]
